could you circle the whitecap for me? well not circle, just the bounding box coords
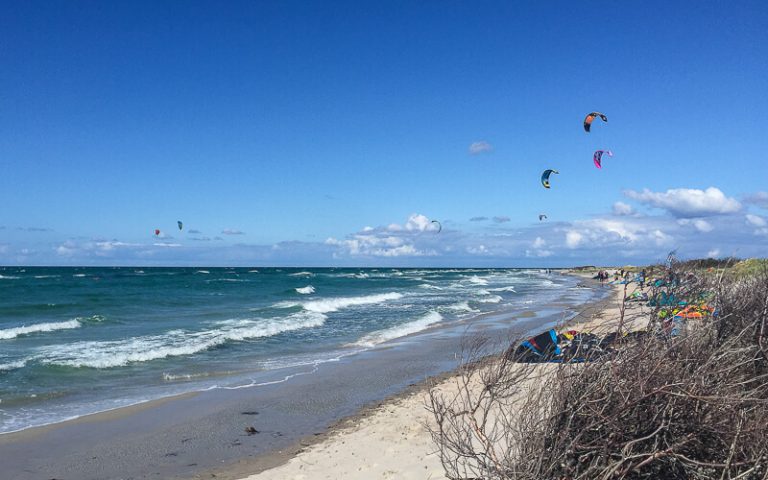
[489,286,517,293]
[288,271,314,277]
[474,295,503,304]
[466,275,489,285]
[300,292,403,313]
[38,311,328,369]
[0,319,81,340]
[352,311,444,347]
[0,360,27,371]
[295,285,315,295]
[445,301,478,313]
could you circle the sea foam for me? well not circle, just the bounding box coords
[299,292,403,313]
[0,319,82,340]
[353,311,444,347]
[38,312,327,369]
[295,285,315,294]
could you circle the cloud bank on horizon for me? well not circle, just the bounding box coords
[1,2,765,267]
[3,186,766,267]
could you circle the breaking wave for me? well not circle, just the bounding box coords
[352,311,444,347]
[295,285,315,295]
[0,319,82,340]
[37,312,327,369]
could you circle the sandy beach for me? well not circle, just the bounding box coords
[237,274,646,480]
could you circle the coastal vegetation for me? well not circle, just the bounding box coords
[429,258,768,479]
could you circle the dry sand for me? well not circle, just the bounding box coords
[238,276,649,480]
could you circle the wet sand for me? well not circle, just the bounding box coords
[236,276,640,480]
[0,275,608,480]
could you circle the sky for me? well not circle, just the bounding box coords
[1,0,767,267]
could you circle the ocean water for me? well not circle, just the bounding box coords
[0,267,597,434]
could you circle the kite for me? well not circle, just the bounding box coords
[177,221,183,231]
[583,112,608,132]
[541,169,559,189]
[593,150,613,169]
[539,214,547,221]
[431,220,442,233]
[154,229,161,236]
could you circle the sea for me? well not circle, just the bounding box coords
[0,266,600,436]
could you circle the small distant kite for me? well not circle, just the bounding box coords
[583,112,608,132]
[431,220,442,233]
[154,229,161,236]
[539,214,547,221]
[541,169,559,189]
[177,221,183,231]
[593,150,613,169]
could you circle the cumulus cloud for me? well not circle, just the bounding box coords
[470,216,489,222]
[707,248,721,258]
[746,214,768,236]
[404,214,432,231]
[612,201,635,216]
[324,214,442,258]
[677,218,714,233]
[222,229,245,235]
[565,231,583,248]
[625,187,741,217]
[526,237,554,257]
[746,214,767,227]
[493,216,510,223]
[468,141,493,155]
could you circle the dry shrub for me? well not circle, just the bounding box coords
[428,266,768,479]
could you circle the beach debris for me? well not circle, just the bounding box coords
[244,426,259,435]
[540,169,559,189]
[177,220,183,231]
[240,411,259,415]
[593,149,613,168]
[431,220,442,233]
[539,214,547,221]
[583,111,608,132]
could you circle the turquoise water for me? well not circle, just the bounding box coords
[0,267,593,433]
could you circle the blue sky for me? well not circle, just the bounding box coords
[1,0,767,266]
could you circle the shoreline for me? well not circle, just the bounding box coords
[0,272,611,479]
[232,274,631,479]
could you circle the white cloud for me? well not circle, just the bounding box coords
[677,218,714,232]
[625,187,741,217]
[707,248,721,258]
[324,214,441,258]
[565,231,583,248]
[222,229,245,235]
[493,216,510,224]
[95,241,142,251]
[466,245,491,255]
[526,237,553,257]
[468,141,493,155]
[746,214,767,227]
[404,214,431,231]
[469,216,488,222]
[612,201,634,216]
